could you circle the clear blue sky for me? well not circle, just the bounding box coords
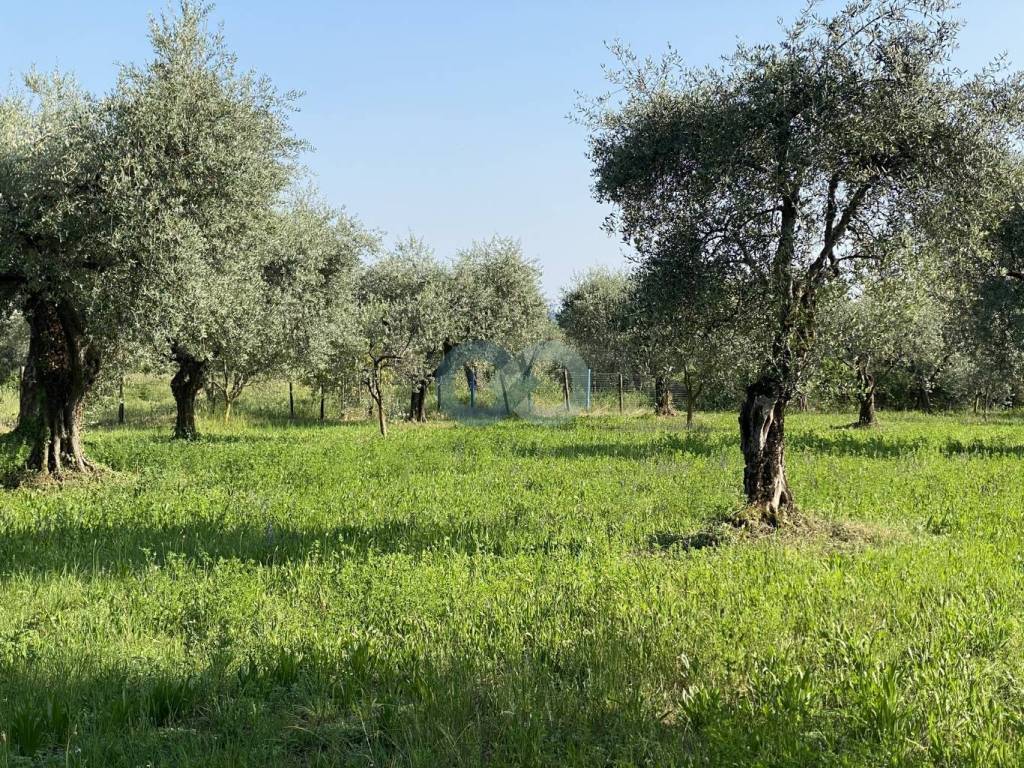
[3,1,1021,300]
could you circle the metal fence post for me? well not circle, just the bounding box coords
[586,369,592,411]
[618,373,624,414]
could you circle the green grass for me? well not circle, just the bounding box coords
[2,396,1024,765]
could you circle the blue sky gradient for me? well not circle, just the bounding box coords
[3,1,1022,299]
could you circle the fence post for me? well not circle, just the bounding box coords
[586,369,592,411]
[437,380,441,411]
[618,373,624,414]
[288,381,295,420]
[319,385,325,423]
[562,368,570,412]
[500,371,511,416]
[118,376,126,425]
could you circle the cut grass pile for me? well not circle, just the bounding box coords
[1,404,1023,766]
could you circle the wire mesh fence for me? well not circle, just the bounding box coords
[0,368,703,433]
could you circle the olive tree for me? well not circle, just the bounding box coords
[823,265,950,425]
[583,0,1023,522]
[556,268,634,375]
[952,203,1024,410]
[109,2,301,438]
[630,254,763,423]
[0,72,144,474]
[358,237,448,437]
[434,237,550,421]
[280,197,375,420]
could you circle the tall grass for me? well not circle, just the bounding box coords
[1,390,1023,765]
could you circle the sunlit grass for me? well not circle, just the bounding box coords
[1,392,1024,765]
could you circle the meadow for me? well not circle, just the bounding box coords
[1,385,1024,766]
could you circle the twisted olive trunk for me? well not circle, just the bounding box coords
[654,374,675,416]
[855,361,877,427]
[171,346,207,440]
[739,374,792,524]
[23,297,99,475]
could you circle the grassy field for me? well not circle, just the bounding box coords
[1,389,1024,766]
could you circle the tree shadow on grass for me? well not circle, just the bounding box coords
[0,619,889,767]
[786,431,929,458]
[0,514,609,578]
[511,430,734,461]
[942,439,1024,458]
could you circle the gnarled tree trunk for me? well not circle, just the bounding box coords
[739,375,793,525]
[23,297,100,476]
[855,361,877,427]
[171,345,207,440]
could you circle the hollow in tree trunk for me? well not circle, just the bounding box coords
[171,345,207,440]
[23,297,100,476]
[738,375,793,525]
[654,374,675,416]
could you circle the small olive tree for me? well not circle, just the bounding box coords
[556,268,634,375]
[357,238,448,437]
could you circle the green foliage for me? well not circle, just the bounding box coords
[3,400,1024,764]
[358,236,449,384]
[583,0,1024,392]
[448,236,550,354]
[556,268,633,373]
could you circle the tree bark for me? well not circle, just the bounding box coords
[408,387,418,422]
[739,375,793,524]
[171,345,206,440]
[654,374,675,416]
[416,379,427,422]
[367,365,388,437]
[407,379,429,423]
[855,362,877,427]
[23,297,100,475]
[377,397,387,437]
[16,359,39,434]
